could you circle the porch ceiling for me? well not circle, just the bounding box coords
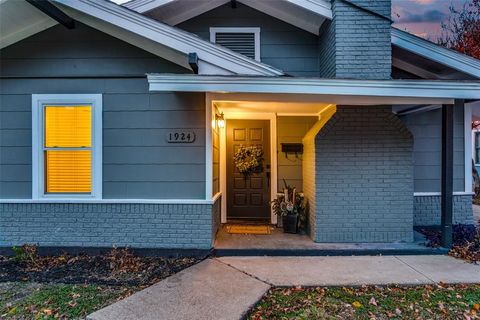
[213,100,332,115]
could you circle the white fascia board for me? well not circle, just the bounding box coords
[148,75,480,100]
[286,0,332,19]
[159,0,230,26]
[392,28,480,79]
[53,0,283,76]
[125,0,332,19]
[123,0,170,12]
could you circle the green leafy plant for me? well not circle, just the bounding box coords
[12,244,39,266]
[272,180,307,230]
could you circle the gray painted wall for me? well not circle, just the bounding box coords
[0,202,216,249]
[399,107,465,192]
[176,3,321,77]
[414,195,473,226]
[318,0,392,79]
[313,106,414,243]
[277,116,317,192]
[0,23,207,200]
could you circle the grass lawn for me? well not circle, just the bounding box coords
[0,246,203,319]
[249,284,480,319]
[0,282,134,319]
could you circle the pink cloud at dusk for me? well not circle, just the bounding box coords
[392,0,469,40]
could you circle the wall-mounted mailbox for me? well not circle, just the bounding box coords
[281,143,303,154]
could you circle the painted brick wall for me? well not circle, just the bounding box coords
[414,195,474,226]
[314,106,414,242]
[318,0,392,79]
[0,203,218,249]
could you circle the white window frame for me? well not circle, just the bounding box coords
[32,94,103,200]
[209,27,261,62]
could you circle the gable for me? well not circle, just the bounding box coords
[126,0,332,34]
[177,3,321,77]
[0,0,282,76]
[0,22,189,78]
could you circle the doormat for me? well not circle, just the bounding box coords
[226,225,272,235]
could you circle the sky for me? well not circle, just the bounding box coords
[112,0,469,40]
[392,0,469,40]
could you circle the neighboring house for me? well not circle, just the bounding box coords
[1,0,480,250]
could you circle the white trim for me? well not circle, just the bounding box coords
[31,94,103,201]
[219,112,277,224]
[465,102,473,193]
[392,28,480,79]
[395,105,441,116]
[53,0,283,76]
[0,198,217,204]
[148,75,480,100]
[414,192,475,197]
[210,27,261,62]
[212,192,222,203]
[125,0,332,18]
[205,95,213,199]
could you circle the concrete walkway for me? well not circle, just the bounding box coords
[89,256,480,320]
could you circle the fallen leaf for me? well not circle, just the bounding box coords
[352,301,362,309]
[369,297,378,306]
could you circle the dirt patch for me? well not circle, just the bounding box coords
[0,248,204,287]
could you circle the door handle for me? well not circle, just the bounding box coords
[266,164,271,187]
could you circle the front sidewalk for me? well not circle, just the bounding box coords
[88,255,480,320]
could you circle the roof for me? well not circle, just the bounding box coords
[391,28,480,79]
[123,0,332,34]
[1,0,479,80]
[0,0,283,76]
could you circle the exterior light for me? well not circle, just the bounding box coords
[216,112,225,128]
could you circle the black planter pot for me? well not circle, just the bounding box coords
[282,214,298,234]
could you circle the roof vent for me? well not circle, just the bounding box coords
[210,27,260,61]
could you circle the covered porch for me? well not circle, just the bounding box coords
[148,74,480,249]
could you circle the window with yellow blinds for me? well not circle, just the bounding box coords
[44,106,92,193]
[32,94,102,200]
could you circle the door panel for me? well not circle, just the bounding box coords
[227,120,271,220]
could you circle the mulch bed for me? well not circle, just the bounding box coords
[420,224,480,263]
[0,247,203,287]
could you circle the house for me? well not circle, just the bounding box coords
[1,0,480,251]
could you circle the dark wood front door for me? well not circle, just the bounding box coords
[226,120,271,221]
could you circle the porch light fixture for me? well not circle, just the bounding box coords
[216,112,225,128]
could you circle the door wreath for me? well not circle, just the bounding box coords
[234,145,264,178]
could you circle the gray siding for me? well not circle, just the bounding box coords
[277,116,317,191]
[176,3,320,77]
[314,106,414,243]
[0,23,207,200]
[399,107,465,192]
[0,23,186,77]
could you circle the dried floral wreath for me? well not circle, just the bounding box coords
[234,145,264,178]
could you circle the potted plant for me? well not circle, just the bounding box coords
[272,180,306,234]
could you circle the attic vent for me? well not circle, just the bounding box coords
[210,27,260,61]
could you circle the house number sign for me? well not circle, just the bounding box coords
[166,131,196,143]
